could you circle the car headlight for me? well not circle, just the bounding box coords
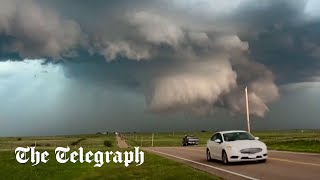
[227,146,232,150]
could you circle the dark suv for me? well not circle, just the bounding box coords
[182,135,199,146]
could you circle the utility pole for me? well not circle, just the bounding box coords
[245,87,251,133]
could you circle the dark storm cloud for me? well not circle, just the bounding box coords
[1,0,320,136]
[248,21,320,83]
[0,0,84,59]
[234,0,320,84]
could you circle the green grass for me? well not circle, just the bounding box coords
[253,131,320,153]
[124,130,320,153]
[0,149,218,180]
[0,150,93,180]
[79,150,219,180]
[124,132,213,147]
[0,134,218,179]
[1,130,319,179]
[264,140,320,153]
[0,134,116,151]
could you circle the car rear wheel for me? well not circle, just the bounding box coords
[206,149,212,161]
[222,150,229,165]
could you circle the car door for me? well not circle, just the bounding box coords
[208,134,219,158]
[215,133,224,160]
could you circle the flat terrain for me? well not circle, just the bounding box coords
[0,149,218,180]
[124,130,320,153]
[0,134,218,179]
[145,146,320,180]
[1,130,319,179]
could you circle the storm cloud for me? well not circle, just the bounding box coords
[0,0,83,58]
[1,0,320,135]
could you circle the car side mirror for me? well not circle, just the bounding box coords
[214,139,221,143]
[255,137,260,140]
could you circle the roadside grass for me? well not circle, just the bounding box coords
[78,150,219,180]
[1,130,319,179]
[0,134,218,179]
[0,134,116,151]
[124,132,212,147]
[124,130,320,153]
[0,149,218,180]
[266,140,320,153]
[253,131,320,153]
[0,150,94,180]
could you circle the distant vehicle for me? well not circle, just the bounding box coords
[182,135,199,146]
[206,130,267,164]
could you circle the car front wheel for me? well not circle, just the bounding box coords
[206,149,212,161]
[222,150,229,165]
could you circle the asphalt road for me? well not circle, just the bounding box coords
[144,147,320,180]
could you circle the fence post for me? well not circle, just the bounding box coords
[152,133,154,147]
[141,137,143,147]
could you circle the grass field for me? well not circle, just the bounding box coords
[0,134,116,150]
[124,130,320,153]
[1,130,319,179]
[257,131,320,153]
[0,150,218,180]
[0,134,218,179]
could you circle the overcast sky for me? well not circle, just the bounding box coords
[1,0,320,136]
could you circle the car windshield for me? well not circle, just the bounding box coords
[223,132,255,141]
[187,136,196,139]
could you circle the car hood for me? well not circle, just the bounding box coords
[225,140,266,149]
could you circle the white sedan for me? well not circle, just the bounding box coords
[206,130,267,164]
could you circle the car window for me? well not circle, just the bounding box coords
[223,132,255,141]
[216,133,223,141]
[211,133,223,141]
[210,134,217,141]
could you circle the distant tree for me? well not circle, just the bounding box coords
[70,138,86,146]
[104,140,112,147]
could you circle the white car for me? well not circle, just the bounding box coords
[206,130,267,164]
